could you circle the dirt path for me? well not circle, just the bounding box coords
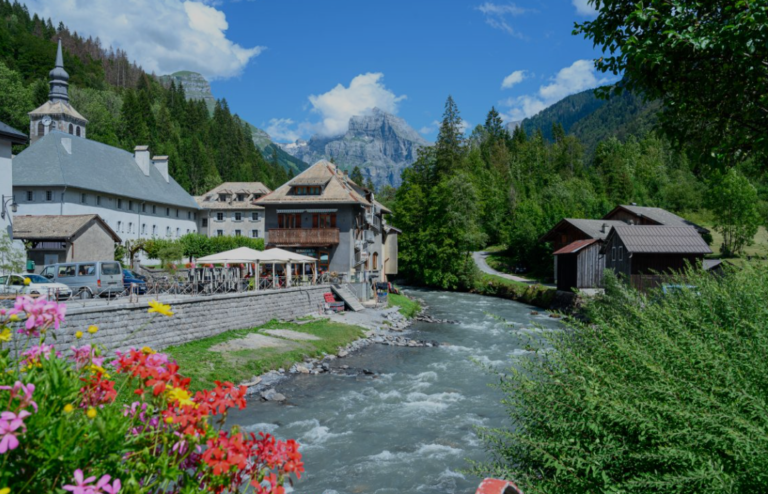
[473,251,555,287]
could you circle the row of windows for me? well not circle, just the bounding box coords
[212,212,260,221]
[215,230,260,238]
[22,190,197,220]
[36,121,82,137]
[112,220,193,238]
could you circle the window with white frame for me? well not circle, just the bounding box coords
[235,230,241,237]
[234,212,242,221]
[251,230,259,238]
[612,246,616,261]
[152,225,157,236]
[618,246,624,261]
[216,212,224,221]
[142,224,146,235]
[117,199,123,209]
[202,218,208,227]
[97,196,102,206]
[117,221,122,232]
[216,230,224,237]
[26,191,33,201]
[45,190,53,201]
[166,207,170,217]
[128,222,133,233]
[152,205,157,214]
[251,212,259,221]
[80,193,87,204]
[128,200,133,211]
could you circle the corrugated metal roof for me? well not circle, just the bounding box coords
[13,214,121,242]
[13,131,199,210]
[607,205,709,233]
[553,239,599,255]
[611,226,712,254]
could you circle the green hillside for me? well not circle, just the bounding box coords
[521,87,660,157]
[247,123,307,176]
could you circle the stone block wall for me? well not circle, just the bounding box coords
[50,286,329,352]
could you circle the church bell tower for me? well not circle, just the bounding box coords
[28,39,88,144]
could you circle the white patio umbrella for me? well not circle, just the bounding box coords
[196,247,264,264]
[261,248,317,287]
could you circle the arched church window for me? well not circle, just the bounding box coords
[68,123,74,134]
[76,126,81,137]
[37,121,44,136]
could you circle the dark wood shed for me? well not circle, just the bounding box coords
[552,239,604,292]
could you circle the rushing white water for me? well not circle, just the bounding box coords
[228,289,562,493]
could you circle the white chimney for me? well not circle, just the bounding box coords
[152,155,169,183]
[134,145,150,176]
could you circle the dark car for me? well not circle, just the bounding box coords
[123,269,147,294]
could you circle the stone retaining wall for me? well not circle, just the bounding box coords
[50,286,329,352]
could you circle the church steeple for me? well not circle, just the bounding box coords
[48,39,70,103]
[27,38,87,144]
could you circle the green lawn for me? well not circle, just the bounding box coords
[388,292,421,318]
[165,318,365,391]
[684,211,768,266]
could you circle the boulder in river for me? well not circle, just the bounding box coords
[260,389,286,402]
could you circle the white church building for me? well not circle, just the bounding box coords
[12,40,200,260]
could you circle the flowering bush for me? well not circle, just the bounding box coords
[0,296,303,493]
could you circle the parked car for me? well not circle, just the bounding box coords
[123,269,147,294]
[40,261,124,299]
[0,273,72,300]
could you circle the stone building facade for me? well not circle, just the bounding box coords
[195,182,270,239]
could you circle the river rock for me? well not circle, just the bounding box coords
[241,376,262,387]
[261,389,286,402]
[337,350,349,358]
[296,364,310,374]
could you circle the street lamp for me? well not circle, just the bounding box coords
[1,195,18,219]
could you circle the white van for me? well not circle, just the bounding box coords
[40,261,124,299]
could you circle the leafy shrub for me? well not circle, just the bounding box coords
[474,267,768,493]
[0,296,303,493]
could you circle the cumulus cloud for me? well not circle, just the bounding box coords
[265,118,301,143]
[572,0,598,16]
[500,59,607,122]
[307,72,406,137]
[501,70,527,89]
[25,0,263,79]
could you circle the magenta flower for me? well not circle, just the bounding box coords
[96,474,121,494]
[0,410,30,453]
[0,381,37,413]
[20,344,60,368]
[63,469,98,494]
[70,345,105,369]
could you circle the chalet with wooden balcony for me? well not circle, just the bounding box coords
[255,160,398,282]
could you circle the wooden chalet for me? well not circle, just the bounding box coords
[539,218,625,252]
[552,239,604,292]
[603,205,709,234]
[603,225,712,291]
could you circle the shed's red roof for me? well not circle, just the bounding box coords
[553,239,599,255]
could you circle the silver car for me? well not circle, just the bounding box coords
[40,261,124,299]
[0,273,72,300]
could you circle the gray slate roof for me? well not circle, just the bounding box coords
[611,226,712,254]
[13,131,199,210]
[0,121,27,144]
[609,205,709,233]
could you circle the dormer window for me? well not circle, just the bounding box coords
[237,194,246,202]
[292,186,321,196]
[219,194,228,202]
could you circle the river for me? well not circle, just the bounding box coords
[228,289,562,494]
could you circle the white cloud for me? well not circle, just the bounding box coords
[476,2,529,37]
[501,70,526,89]
[265,118,301,143]
[307,72,406,137]
[572,0,598,16]
[25,0,263,79]
[499,59,608,122]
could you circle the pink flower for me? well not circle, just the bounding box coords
[96,474,121,494]
[0,381,37,412]
[70,345,105,369]
[9,296,66,336]
[20,344,60,368]
[0,410,30,453]
[63,469,97,494]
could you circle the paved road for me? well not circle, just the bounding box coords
[473,251,555,287]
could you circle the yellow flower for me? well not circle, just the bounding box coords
[148,300,174,317]
[63,404,74,414]
[165,416,174,424]
[88,364,110,379]
[87,325,98,334]
[0,487,10,494]
[86,407,97,419]
[166,386,195,408]
[9,315,20,322]
[75,331,83,339]
[0,328,11,343]
[141,346,156,355]
[23,277,30,286]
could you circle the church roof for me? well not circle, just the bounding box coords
[13,131,199,210]
[29,100,88,123]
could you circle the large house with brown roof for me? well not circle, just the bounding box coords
[195,182,270,239]
[256,160,397,281]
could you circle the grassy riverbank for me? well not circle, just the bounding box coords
[166,318,365,391]
[473,272,556,308]
[388,293,421,318]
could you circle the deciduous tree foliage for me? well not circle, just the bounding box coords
[706,168,762,256]
[575,0,768,164]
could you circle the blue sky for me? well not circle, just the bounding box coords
[26,0,606,142]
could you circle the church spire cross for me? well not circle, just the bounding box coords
[48,38,70,104]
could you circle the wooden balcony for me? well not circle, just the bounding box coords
[268,228,340,246]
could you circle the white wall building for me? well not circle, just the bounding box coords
[11,39,200,265]
[195,182,270,239]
